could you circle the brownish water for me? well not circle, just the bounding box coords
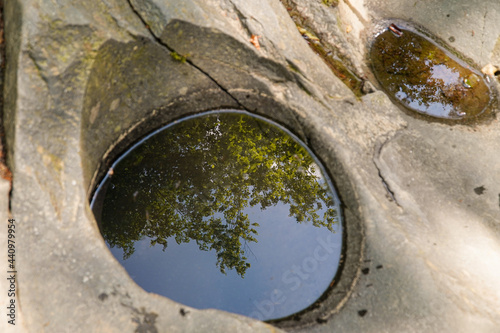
[371,26,493,120]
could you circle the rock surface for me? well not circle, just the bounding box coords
[3,0,500,332]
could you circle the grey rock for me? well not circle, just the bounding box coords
[3,0,500,332]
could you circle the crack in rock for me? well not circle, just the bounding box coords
[228,1,260,38]
[125,0,246,109]
[373,133,402,207]
[377,168,399,206]
[124,0,317,148]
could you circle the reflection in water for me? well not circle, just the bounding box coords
[91,111,342,320]
[370,26,492,120]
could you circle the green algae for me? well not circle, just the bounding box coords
[296,25,363,97]
[322,0,339,7]
[370,26,494,120]
[170,51,188,63]
[280,0,364,97]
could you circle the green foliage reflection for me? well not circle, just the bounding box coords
[98,113,338,277]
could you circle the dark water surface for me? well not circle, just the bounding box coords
[370,25,493,120]
[91,111,342,321]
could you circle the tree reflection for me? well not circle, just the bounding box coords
[96,113,338,277]
[370,29,490,118]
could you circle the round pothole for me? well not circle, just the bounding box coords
[91,110,343,321]
[370,23,495,121]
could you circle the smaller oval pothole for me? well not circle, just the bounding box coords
[91,110,343,322]
[370,23,496,121]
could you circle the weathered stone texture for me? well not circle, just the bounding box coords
[3,0,500,332]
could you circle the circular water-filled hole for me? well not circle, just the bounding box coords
[91,110,343,322]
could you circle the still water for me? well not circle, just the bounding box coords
[91,111,342,321]
[370,24,493,120]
